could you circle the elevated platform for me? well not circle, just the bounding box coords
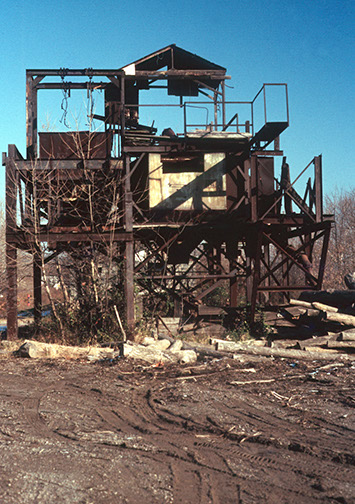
[251,121,288,147]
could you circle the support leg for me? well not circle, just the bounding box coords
[250,227,263,322]
[33,249,42,331]
[125,241,135,334]
[6,243,18,340]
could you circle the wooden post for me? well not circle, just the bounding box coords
[124,156,135,332]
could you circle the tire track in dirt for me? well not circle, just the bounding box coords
[144,382,355,502]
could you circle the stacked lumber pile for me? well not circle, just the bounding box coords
[263,289,355,357]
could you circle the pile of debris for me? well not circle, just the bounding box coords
[2,289,354,365]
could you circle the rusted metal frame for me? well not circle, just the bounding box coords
[222,112,239,132]
[257,238,296,285]
[120,74,126,156]
[132,70,229,79]
[227,158,248,184]
[134,232,181,273]
[221,81,226,128]
[227,241,238,307]
[214,92,218,130]
[282,249,299,285]
[140,273,236,281]
[33,246,42,329]
[193,79,222,97]
[36,82,106,90]
[124,145,179,154]
[131,200,147,221]
[263,86,267,124]
[135,276,195,311]
[303,177,310,208]
[128,153,146,179]
[184,278,212,298]
[16,159,119,171]
[6,147,19,340]
[159,273,189,294]
[251,83,289,123]
[250,225,264,321]
[260,254,281,288]
[263,232,318,285]
[254,150,284,157]
[250,155,258,221]
[26,76,37,159]
[314,155,323,223]
[284,187,315,220]
[281,256,290,303]
[6,242,17,340]
[262,243,271,303]
[181,247,209,276]
[18,177,24,226]
[198,89,212,99]
[309,182,316,213]
[257,230,320,285]
[258,285,314,292]
[227,194,246,214]
[195,271,236,301]
[316,222,331,289]
[259,157,315,220]
[281,220,327,239]
[27,69,125,77]
[206,245,227,275]
[225,160,240,213]
[43,250,61,265]
[107,75,120,89]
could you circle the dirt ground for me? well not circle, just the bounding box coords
[0,352,354,504]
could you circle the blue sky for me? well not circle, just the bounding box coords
[1,0,354,199]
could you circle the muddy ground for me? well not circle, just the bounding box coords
[0,353,354,504]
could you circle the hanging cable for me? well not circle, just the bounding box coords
[59,69,70,128]
[86,69,95,128]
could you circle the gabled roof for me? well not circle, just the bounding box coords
[121,44,226,73]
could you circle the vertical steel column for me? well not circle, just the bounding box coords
[6,244,17,340]
[228,242,238,308]
[305,233,312,285]
[250,155,258,222]
[221,81,226,129]
[263,243,270,304]
[6,146,18,340]
[26,74,38,160]
[250,225,263,322]
[33,249,42,330]
[314,155,323,223]
[317,224,331,289]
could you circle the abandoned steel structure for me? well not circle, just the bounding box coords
[3,45,332,338]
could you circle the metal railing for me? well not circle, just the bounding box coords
[122,83,289,139]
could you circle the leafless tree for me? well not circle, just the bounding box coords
[322,188,355,289]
